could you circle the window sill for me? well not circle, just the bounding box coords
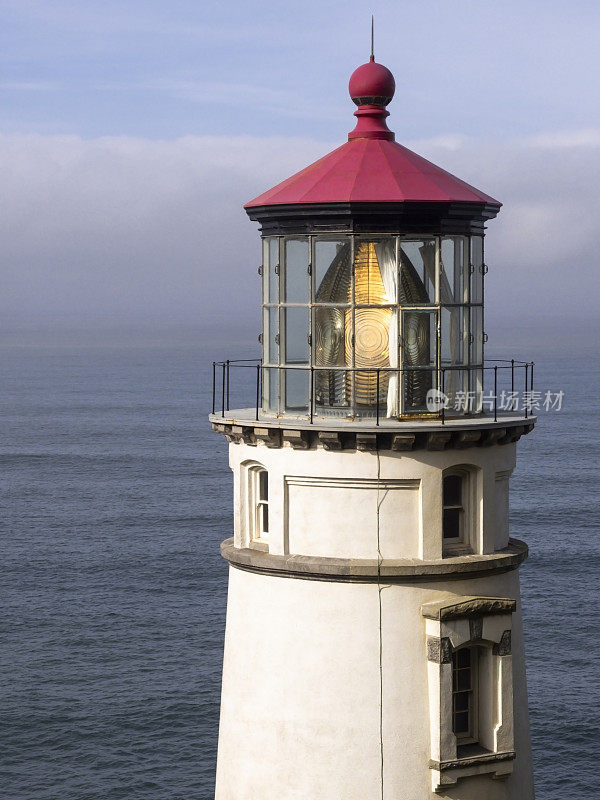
[443,544,474,558]
[429,749,515,793]
[249,540,269,552]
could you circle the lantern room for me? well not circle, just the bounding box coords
[258,232,485,419]
[232,57,530,423]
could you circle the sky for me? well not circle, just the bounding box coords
[1,0,599,343]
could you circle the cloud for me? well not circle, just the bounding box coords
[0,130,597,336]
[408,131,600,323]
[0,133,329,331]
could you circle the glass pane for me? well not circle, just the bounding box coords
[456,671,471,692]
[403,369,435,413]
[284,238,309,303]
[441,306,466,365]
[259,470,268,501]
[261,503,269,534]
[355,369,388,410]
[443,475,462,506]
[443,508,461,539]
[315,369,350,410]
[471,236,483,303]
[442,368,469,413]
[284,307,308,364]
[262,238,269,302]
[471,307,483,364]
[354,239,396,304]
[264,307,278,365]
[440,237,455,301]
[266,238,279,303]
[402,311,436,368]
[284,368,308,413]
[355,307,392,370]
[400,239,435,303]
[441,236,467,303]
[313,306,350,367]
[315,239,351,303]
[454,712,469,734]
[454,690,470,709]
[457,649,471,668]
[263,367,279,413]
[469,367,483,413]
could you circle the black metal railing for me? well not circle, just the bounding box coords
[211,358,535,425]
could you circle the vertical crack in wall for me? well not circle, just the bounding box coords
[375,447,390,800]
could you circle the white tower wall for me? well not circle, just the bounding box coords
[213,431,535,799]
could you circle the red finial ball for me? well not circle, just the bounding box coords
[349,60,395,107]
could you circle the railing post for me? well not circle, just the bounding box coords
[511,359,515,395]
[441,368,445,425]
[221,363,226,416]
[226,360,230,411]
[376,370,380,427]
[531,362,534,393]
[255,364,260,421]
[524,363,529,419]
[212,362,216,414]
[494,365,498,422]
[309,367,314,424]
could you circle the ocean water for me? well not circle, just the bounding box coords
[1,331,598,799]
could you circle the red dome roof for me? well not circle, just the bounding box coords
[245,59,501,210]
[245,137,500,207]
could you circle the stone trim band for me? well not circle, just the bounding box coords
[221,538,528,583]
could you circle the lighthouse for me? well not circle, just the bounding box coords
[210,52,536,799]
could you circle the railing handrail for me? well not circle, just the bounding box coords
[211,357,535,424]
[213,360,533,372]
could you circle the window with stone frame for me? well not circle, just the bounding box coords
[423,596,516,792]
[442,467,477,555]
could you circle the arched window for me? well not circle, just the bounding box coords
[248,466,269,545]
[443,472,465,542]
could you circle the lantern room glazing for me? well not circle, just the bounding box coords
[261,233,486,419]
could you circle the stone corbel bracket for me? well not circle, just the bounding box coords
[211,419,534,452]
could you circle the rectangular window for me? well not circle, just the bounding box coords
[251,468,269,543]
[257,470,268,537]
[452,648,477,741]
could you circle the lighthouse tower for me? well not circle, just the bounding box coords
[211,53,536,799]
